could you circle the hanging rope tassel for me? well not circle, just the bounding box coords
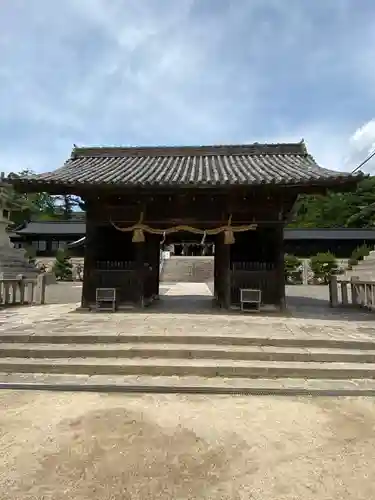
[224,230,235,244]
[132,228,145,242]
[132,211,145,242]
[224,214,235,244]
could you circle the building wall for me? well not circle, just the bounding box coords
[10,235,85,257]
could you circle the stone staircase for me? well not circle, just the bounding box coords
[2,328,375,394]
[161,256,214,283]
[343,250,375,281]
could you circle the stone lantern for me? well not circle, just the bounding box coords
[0,179,40,279]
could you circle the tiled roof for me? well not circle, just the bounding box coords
[15,220,85,235]
[11,143,362,189]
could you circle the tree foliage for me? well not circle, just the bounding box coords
[53,248,73,281]
[0,170,84,225]
[348,244,371,269]
[310,252,338,283]
[289,177,375,228]
[284,254,302,284]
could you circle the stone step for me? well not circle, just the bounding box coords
[2,357,375,378]
[1,373,375,395]
[161,257,214,283]
[3,342,375,363]
[349,263,375,270]
[1,333,375,350]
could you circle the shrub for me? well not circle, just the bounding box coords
[53,248,73,281]
[348,244,371,269]
[284,254,303,284]
[310,252,338,284]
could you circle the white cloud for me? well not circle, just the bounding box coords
[0,0,375,175]
[350,120,375,156]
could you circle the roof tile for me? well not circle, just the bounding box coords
[13,143,361,188]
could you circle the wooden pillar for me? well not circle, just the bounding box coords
[213,242,218,302]
[214,233,231,309]
[223,242,231,309]
[276,223,286,311]
[135,241,145,307]
[214,234,222,306]
[146,233,160,300]
[155,240,161,298]
[81,203,95,309]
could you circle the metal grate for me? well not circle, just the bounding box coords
[95,288,116,312]
[240,288,262,313]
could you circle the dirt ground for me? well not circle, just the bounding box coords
[0,391,375,499]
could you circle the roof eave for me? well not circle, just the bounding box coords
[9,173,365,195]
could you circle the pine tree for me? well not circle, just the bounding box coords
[53,248,73,281]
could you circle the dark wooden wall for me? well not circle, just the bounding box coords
[81,188,297,309]
[85,187,297,227]
[229,226,285,309]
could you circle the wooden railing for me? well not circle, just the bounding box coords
[0,274,47,306]
[329,275,375,311]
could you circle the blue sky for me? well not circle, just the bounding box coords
[1,0,375,174]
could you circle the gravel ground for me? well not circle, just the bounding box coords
[0,391,375,499]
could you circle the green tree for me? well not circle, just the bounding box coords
[288,176,375,229]
[52,248,73,281]
[2,170,60,225]
[284,254,302,283]
[0,177,34,215]
[344,177,375,227]
[310,252,338,284]
[348,244,371,269]
[1,170,89,224]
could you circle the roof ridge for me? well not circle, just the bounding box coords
[71,142,307,159]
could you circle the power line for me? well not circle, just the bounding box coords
[351,145,375,174]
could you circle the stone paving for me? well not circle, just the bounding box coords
[1,282,375,395]
[2,285,375,498]
[0,282,374,342]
